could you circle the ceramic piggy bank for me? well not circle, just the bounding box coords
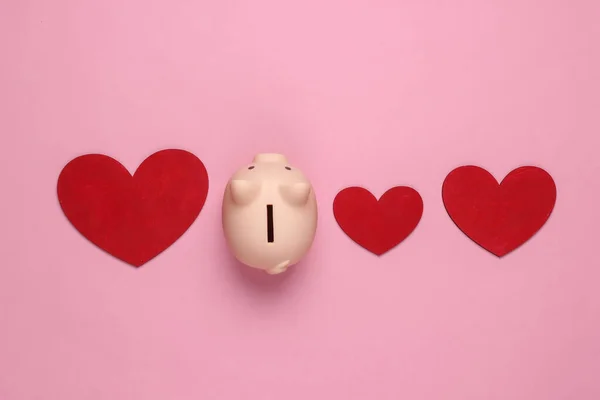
[222,153,318,274]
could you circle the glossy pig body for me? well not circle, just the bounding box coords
[222,153,318,274]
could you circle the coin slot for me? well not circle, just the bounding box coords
[267,204,274,243]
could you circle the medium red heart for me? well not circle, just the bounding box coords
[57,149,209,267]
[333,186,423,256]
[442,165,556,257]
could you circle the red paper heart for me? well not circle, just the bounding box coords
[333,186,423,256]
[57,149,209,267]
[442,165,556,257]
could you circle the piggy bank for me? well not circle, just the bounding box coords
[222,153,318,274]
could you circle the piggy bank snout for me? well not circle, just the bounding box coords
[230,179,261,205]
[279,182,311,206]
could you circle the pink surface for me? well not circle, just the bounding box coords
[1,0,599,399]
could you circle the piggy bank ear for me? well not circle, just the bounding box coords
[279,182,311,206]
[230,180,261,205]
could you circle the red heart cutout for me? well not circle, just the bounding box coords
[442,165,556,257]
[57,149,209,267]
[333,186,424,256]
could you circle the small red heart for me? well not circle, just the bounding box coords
[57,149,209,267]
[333,186,424,256]
[442,165,556,257]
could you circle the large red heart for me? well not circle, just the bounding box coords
[333,186,423,256]
[57,149,209,267]
[442,165,556,257]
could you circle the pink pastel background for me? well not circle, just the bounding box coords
[1,0,599,399]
